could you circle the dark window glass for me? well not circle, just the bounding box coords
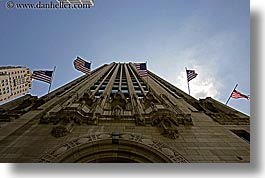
[231,130,250,144]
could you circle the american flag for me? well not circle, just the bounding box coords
[73,57,91,75]
[135,63,148,77]
[32,70,53,84]
[231,90,250,100]
[186,69,198,82]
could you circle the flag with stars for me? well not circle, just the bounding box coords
[73,57,91,76]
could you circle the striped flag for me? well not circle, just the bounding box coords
[231,90,250,100]
[32,70,53,84]
[73,57,91,75]
[186,69,198,82]
[135,63,148,77]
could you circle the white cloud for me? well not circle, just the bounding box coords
[176,65,222,99]
[169,32,232,100]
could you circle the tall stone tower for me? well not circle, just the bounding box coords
[0,62,250,163]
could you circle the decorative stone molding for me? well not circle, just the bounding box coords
[112,105,123,120]
[110,91,127,110]
[38,132,188,163]
[142,91,160,110]
[151,115,179,139]
[51,126,69,138]
[198,99,250,125]
[40,102,98,125]
[148,109,192,139]
[79,90,96,107]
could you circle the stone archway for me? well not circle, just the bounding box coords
[38,132,188,163]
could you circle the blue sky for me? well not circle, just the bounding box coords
[0,0,250,115]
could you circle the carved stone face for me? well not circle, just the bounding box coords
[113,107,121,116]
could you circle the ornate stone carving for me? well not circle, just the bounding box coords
[134,113,145,126]
[40,91,99,126]
[79,90,96,107]
[0,95,38,122]
[112,105,122,120]
[142,91,160,110]
[148,109,192,139]
[198,99,250,125]
[38,132,188,163]
[110,91,127,110]
[0,109,20,122]
[151,114,179,139]
[51,126,69,138]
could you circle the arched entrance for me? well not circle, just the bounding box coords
[39,132,188,163]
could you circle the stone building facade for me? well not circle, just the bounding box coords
[0,66,32,104]
[0,62,250,163]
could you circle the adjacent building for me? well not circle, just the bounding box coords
[0,66,32,104]
[0,62,250,163]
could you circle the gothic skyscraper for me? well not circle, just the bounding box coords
[0,62,250,163]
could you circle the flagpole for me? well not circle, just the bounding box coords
[185,67,190,95]
[225,84,238,105]
[146,61,149,92]
[48,66,56,94]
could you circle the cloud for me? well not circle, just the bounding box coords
[172,32,233,100]
[176,64,222,99]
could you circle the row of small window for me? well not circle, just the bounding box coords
[97,82,146,92]
[0,91,9,95]
[1,79,26,85]
[0,70,26,75]
[1,84,26,90]
[112,78,146,86]
[0,89,26,96]
[1,79,8,83]
[114,78,126,82]
[0,87,9,91]
[93,89,144,99]
[14,85,26,90]
[0,98,8,101]
[1,82,9,87]
[11,75,27,79]
[13,90,27,95]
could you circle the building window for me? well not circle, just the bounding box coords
[231,130,250,144]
